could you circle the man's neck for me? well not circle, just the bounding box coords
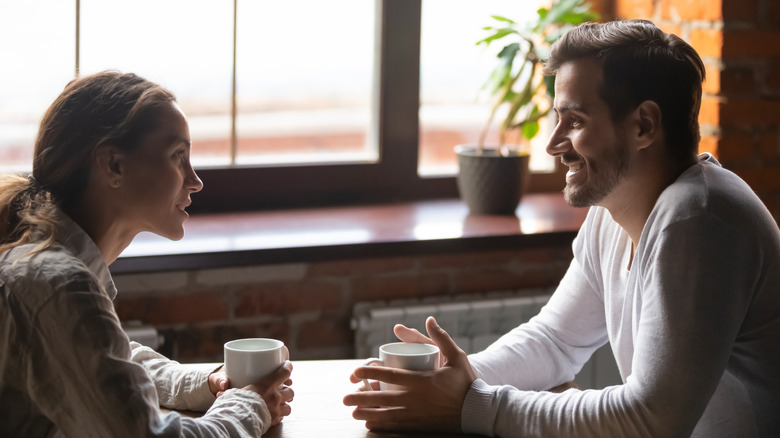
[603,155,697,256]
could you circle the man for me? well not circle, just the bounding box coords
[343,20,780,437]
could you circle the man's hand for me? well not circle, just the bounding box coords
[343,316,477,432]
[393,323,446,367]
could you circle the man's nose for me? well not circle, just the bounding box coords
[545,124,567,157]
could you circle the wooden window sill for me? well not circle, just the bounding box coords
[110,194,587,275]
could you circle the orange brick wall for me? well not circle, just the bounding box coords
[614,0,780,222]
[113,246,573,362]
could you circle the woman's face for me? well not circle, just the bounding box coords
[118,102,203,240]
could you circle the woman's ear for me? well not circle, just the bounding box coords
[632,100,663,151]
[94,143,124,189]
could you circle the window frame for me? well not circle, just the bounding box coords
[0,0,563,213]
[190,0,564,213]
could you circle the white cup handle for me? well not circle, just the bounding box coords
[361,357,383,391]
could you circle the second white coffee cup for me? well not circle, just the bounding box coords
[224,338,287,388]
[363,342,440,390]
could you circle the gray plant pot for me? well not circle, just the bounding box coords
[455,145,530,215]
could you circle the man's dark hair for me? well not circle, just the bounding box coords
[545,20,706,161]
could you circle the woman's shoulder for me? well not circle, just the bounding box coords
[1,244,98,310]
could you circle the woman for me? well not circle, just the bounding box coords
[0,71,293,437]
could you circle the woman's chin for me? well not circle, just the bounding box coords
[168,229,186,241]
[155,226,185,241]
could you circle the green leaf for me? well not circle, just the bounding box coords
[539,0,583,29]
[522,120,540,140]
[484,64,511,94]
[483,51,518,95]
[490,15,516,24]
[475,0,599,143]
[483,44,518,95]
[558,10,598,25]
[496,42,520,62]
[476,27,516,46]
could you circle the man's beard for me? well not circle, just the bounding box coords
[563,142,630,208]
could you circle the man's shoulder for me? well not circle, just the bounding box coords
[654,160,777,235]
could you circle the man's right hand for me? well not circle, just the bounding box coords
[343,316,477,433]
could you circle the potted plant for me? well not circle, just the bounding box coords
[456,0,600,215]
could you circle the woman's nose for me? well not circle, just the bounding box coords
[186,166,204,193]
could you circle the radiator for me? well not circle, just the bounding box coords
[351,293,623,389]
[122,321,164,350]
[351,292,551,359]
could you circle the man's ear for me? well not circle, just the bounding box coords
[632,100,662,151]
[94,143,124,189]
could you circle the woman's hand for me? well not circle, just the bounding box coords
[243,361,294,426]
[208,365,229,397]
[210,361,294,425]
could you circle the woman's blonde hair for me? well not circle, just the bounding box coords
[0,71,176,256]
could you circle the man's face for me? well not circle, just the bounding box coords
[546,58,630,208]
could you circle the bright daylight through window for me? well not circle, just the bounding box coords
[419,0,554,176]
[0,1,553,209]
[0,0,376,170]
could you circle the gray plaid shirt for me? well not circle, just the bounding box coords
[0,211,269,437]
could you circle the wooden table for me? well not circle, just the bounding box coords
[174,359,483,437]
[266,359,482,438]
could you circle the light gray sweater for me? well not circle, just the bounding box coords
[462,154,780,437]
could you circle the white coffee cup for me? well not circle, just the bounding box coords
[224,338,287,388]
[363,342,440,390]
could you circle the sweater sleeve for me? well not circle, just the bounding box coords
[26,271,272,438]
[129,341,220,412]
[463,253,613,437]
[468,210,611,393]
[468,256,609,391]
[460,209,758,437]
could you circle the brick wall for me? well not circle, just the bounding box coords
[616,0,780,222]
[113,246,573,362]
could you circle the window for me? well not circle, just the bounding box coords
[0,1,74,172]
[419,0,555,176]
[79,0,235,167]
[234,1,376,167]
[0,0,563,212]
